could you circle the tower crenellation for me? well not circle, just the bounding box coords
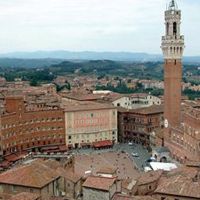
[161,0,184,60]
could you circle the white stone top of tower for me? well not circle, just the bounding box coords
[161,0,185,59]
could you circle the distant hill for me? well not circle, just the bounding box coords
[0,51,200,64]
[0,58,65,68]
[0,51,161,62]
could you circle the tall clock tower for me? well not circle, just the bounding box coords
[161,0,184,130]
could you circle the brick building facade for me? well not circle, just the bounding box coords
[161,0,200,163]
[165,106,200,162]
[161,0,184,129]
[118,105,163,147]
[0,96,65,157]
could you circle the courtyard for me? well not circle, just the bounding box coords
[71,143,150,172]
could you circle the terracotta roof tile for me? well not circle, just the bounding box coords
[155,172,200,198]
[56,167,82,183]
[83,176,116,191]
[130,105,164,115]
[62,101,115,112]
[112,194,156,200]
[0,160,60,188]
[138,170,163,186]
[97,166,117,175]
[9,192,40,200]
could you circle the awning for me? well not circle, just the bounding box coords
[0,161,11,168]
[59,145,68,151]
[80,143,91,147]
[5,153,27,162]
[93,140,113,148]
[41,146,59,151]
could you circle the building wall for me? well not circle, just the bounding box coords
[137,181,158,196]
[0,178,62,200]
[40,178,61,199]
[152,149,170,162]
[74,179,82,199]
[109,182,117,199]
[0,184,41,196]
[64,178,82,199]
[64,179,75,199]
[164,59,182,130]
[118,111,163,147]
[82,188,109,200]
[166,109,200,162]
[0,98,65,156]
[65,108,117,148]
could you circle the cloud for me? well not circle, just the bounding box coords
[0,0,199,55]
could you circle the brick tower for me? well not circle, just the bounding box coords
[161,0,184,131]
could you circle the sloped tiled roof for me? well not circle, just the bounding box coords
[9,192,40,200]
[56,167,82,183]
[83,176,116,191]
[0,160,60,188]
[112,194,156,200]
[155,171,200,198]
[137,170,163,185]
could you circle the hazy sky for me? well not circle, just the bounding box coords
[0,0,199,55]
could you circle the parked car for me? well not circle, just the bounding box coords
[132,152,139,157]
[146,157,156,163]
[128,142,133,146]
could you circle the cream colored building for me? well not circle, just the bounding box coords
[112,94,161,110]
[62,100,118,148]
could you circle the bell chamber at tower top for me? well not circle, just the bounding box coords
[161,0,185,60]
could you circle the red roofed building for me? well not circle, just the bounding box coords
[0,160,64,200]
[82,176,120,200]
[0,96,65,159]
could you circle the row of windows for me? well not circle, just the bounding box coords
[184,126,199,137]
[3,134,64,149]
[123,116,161,125]
[73,119,109,126]
[68,126,110,133]
[1,117,63,129]
[3,139,65,152]
[68,136,116,144]
[124,125,146,132]
[68,131,115,140]
[172,134,200,153]
[74,112,115,119]
[2,126,64,139]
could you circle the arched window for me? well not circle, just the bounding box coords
[166,22,169,35]
[173,22,177,35]
[180,47,183,54]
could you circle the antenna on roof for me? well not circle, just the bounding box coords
[168,0,178,10]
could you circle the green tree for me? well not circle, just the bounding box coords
[30,79,38,86]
